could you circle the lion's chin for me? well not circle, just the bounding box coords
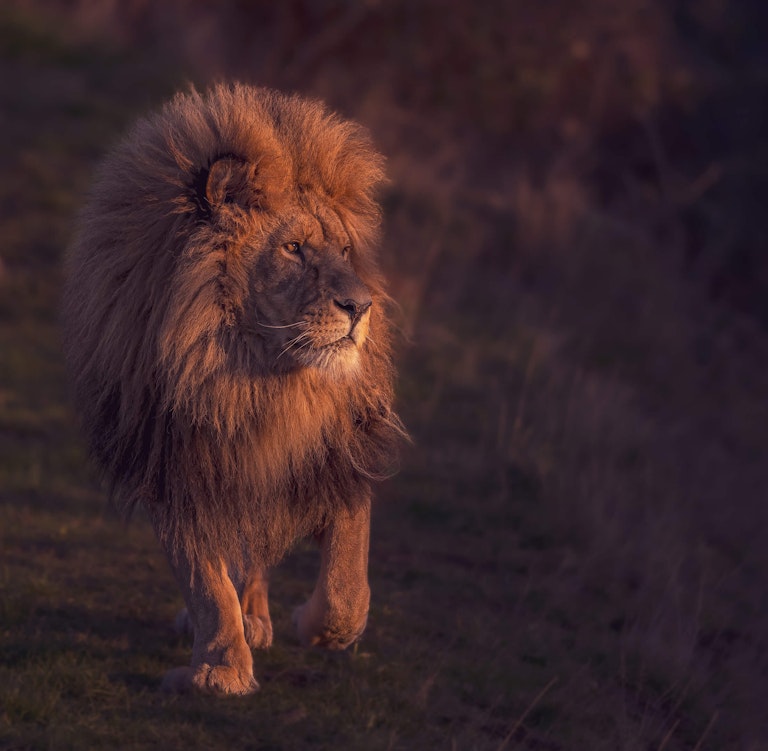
[300,337,362,379]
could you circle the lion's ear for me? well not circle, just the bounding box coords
[195,156,264,219]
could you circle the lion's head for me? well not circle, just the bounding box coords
[191,153,375,379]
[135,85,394,427]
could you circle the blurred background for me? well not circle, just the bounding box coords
[1,1,768,749]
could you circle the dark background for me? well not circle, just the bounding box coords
[1,1,768,749]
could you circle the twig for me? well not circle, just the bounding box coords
[496,675,559,751]
[657,719,680,751]
[692,711,718,751]
[511,341,538,440]
[283,2,377,81]
[682,163,722,206]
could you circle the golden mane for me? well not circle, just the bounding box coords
[62,83,402,568]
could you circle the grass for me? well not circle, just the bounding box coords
[2,2,768,749]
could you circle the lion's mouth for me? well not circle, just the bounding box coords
[320,333,357,351]
[311,313,368,350]
[290,330,362,376]
[255,307,369,375]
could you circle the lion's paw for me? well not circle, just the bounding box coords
[292,603,367,651]
[243,614,273,649]
[192,663,259,696]
[162,664,258,695]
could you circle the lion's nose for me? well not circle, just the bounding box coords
[334,296,372,325]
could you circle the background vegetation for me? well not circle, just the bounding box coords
[2,1,768,748]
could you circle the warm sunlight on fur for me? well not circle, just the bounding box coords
[61,83,405,695]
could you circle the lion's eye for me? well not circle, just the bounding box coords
[341,245,352,259]
[284,241,302,254]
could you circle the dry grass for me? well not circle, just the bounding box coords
[2,2,768,749]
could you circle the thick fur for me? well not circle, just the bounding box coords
[62,83,402,573]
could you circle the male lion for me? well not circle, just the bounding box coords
[62,83,403,695]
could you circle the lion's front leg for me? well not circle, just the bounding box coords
[174,564,273,650]
[239,565,273,649]
[293,494,371,650]
[163,554,257,696]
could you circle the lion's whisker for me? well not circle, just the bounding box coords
[276,332,314,362]
[284,331,309,346]
[256,320,307,330]
[286,332,311,349]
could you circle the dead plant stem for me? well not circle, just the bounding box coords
[496,675,558,751]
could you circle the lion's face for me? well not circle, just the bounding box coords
[195,155,375,378]
[181,148,382,382]
[244,206,372,377]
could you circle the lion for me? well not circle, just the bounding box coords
[61,83,404,695]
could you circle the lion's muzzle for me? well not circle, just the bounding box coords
[323,262,372,347]
[335,296,371,329]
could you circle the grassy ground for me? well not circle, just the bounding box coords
[2,4,768,749]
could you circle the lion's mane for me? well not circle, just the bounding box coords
[62,84,402,568]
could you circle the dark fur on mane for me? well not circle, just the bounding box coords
[62,83,403,568]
